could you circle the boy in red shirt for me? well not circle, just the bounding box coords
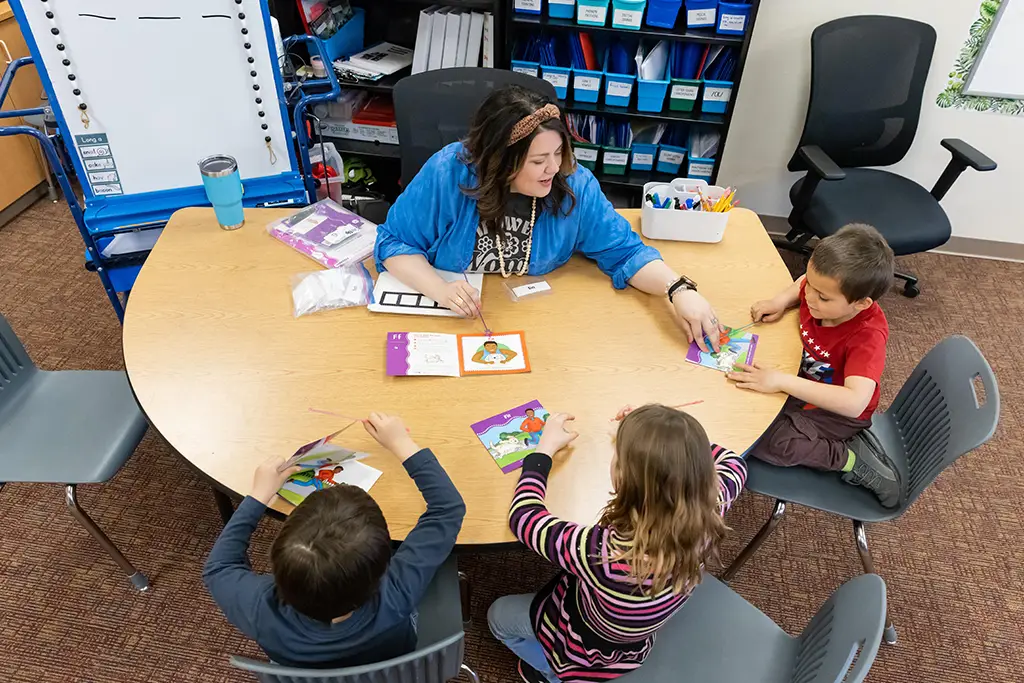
[726,224,901,507]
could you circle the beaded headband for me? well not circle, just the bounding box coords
[508,103,561,146]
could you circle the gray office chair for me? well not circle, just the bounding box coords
[393,67,557,184]
[617,573,887,683]
[230,557,479,683]
[723,336,999,645]
[0,313,150,590]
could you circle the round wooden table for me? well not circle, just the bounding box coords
[123,207,800,545]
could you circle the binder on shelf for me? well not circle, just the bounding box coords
[482,12,495,67]
[428,7,450,71]
[412,5,439,74]
[569,32,603,103]
[455,9,473,67]
[465,12,485,68]
[441,9,463,69]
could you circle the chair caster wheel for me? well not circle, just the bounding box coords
[883,623,898,645]
[902,283,920,298]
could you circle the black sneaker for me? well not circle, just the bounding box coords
[518,659,548,683]
[841,430,903,508]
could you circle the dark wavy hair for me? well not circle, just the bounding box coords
[459,85,576,227]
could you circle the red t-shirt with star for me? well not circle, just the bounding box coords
[798,281,888,420]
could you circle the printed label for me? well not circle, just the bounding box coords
[687,8,716,24]
[689,161,715,177]
[512,281,552,297]
[88,171,119,183]
[92,183,123,195]
[719,13,746,31]
[514,0,541,11]
[290,214,328,235]
[75,133,122,196]
[79,144,111,158]
[613,8,642,27]
[513,65,539,76]
[543,71,569,89]
[606,80,633,98]
[671,84,699,100]
[84,157,116,171]
[659,150,685,165]
[632,153,654,166]
[705,86,732,103]
[604,151,629,166]
[578,5,607,23]
[574,75,600,91]
[76,133,108,145]
[574,146,599,162]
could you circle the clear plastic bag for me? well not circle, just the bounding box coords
[291,264,375,317]
[268,198,376,269]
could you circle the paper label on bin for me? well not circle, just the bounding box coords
[512,65,539,76]
[575,147,599,162]
[671,84,699,100]
[719,13,746,31]
[575,75,600,91]
[613,8,642,27]
[607,80,633,98]
[689,161,715,177]
[578,5,608,23]
[604,151,629,165]
[659,150,685,165]
[687,8,715,24]
[549,0,573,4]
[515,0,541,10]
[543,72,569,89]
[705,86,732,102]
[632,153,654,166]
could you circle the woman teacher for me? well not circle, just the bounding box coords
[374,85,724,352]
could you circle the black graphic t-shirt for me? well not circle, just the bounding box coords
[469,193,534,274]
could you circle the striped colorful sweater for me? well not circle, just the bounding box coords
[509,446,747,682]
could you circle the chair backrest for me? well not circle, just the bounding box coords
[888,335,999,508]
[392,68,558,184]
[790,574,886,683]
[229,632,465,683]
[0,314,38,403]
[788,16,936,172]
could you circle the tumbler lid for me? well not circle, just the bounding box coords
[198,154,238,178]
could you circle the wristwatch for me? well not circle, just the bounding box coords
[666,275,697,303]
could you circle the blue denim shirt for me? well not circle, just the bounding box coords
[374,143,662,289]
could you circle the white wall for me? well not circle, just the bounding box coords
[719,1,1023,244]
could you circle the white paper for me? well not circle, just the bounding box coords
[575,146,599,162]
[100,229,163,257]
[604,151,629,165]
[369,270,484,317]
[398,333,461,376]
[671,84,699,100]
[689,161,715,177]
[543,71,569,89]
[659,150,685,165]
[607,80,633,98]
[511,281,551,298]
[719,13,746,31]
[640,41,669,81]
[513,65,539,76]
[515,0,541,9]
[632,153,654,166]
[575,75,600,91]
[578,5,607,23]
[705,86,733,103]
[614,8,643,28]
[687,8,716,25]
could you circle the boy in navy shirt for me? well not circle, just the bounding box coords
[203,412,465,667]
[727,224,902,507]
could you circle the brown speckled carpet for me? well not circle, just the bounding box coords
[1,199,1022,682]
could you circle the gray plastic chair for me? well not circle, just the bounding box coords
[230,557,479,683]
[618,573,886,683]
[723,336,999,645]
[0,313,150,590]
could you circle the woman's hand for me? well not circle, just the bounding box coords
[536,413,579,455]
[433,280,482,318]
[671,289,723,353]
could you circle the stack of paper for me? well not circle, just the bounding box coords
[414,5,489,73]
[334,42,413,82]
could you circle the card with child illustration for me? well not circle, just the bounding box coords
[277,428,381,506]
[386,331,531,377]
[685,328,759,373]
[471,400,548,473]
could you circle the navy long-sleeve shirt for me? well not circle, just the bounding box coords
[202,448,465,668]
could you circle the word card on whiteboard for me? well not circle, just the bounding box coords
[12,0,296,198]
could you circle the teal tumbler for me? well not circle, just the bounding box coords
[198,155,245,230]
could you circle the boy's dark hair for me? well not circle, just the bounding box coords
[809,223,895,302]
[271,484,391,622]
[484,340,498,347]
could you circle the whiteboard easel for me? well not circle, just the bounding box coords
[964,0,1024,100]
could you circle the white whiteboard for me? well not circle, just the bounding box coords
[964,0,1024,99]
[17,0,294,197]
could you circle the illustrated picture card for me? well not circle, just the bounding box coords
[458,331,531,375]
[471,399,549,473]
[386,331,531,377]
[685,330,759,372]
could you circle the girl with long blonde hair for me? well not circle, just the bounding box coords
[487,405,747,683]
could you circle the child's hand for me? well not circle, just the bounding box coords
[613,405,637,422]
[726,363,784,394]
[252,456,303,505]
[536,413,579,455]
[364,412,421,462]
[750,298,786,323]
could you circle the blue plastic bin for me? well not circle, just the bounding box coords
[630,143,658,171]
[577,0,610,26]
[688,155,715,182]
[512,59,540,78]
[514,0,542,15]
[656,144,687,174]
[646,0,682,28]
[604,52,636,107]
[323,7,365,62]
[701,79,733,113]
[572,67,603,103]
[636,59,669,112]
[549,0,576,18]
[684,0,717,28]
[541,65,572,100]
[612,0,646,29]
[716,1,750,34]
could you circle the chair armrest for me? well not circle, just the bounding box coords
[940,138,996,172]
[931,139,997,201]
[797,145,846,181]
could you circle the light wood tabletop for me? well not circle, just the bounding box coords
[122,207,800,545]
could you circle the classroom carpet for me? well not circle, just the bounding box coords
[1,198,1022,683]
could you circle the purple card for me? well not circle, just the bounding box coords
[471,400,549,473]
[386,332,461,377]
[685,332,759,372]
